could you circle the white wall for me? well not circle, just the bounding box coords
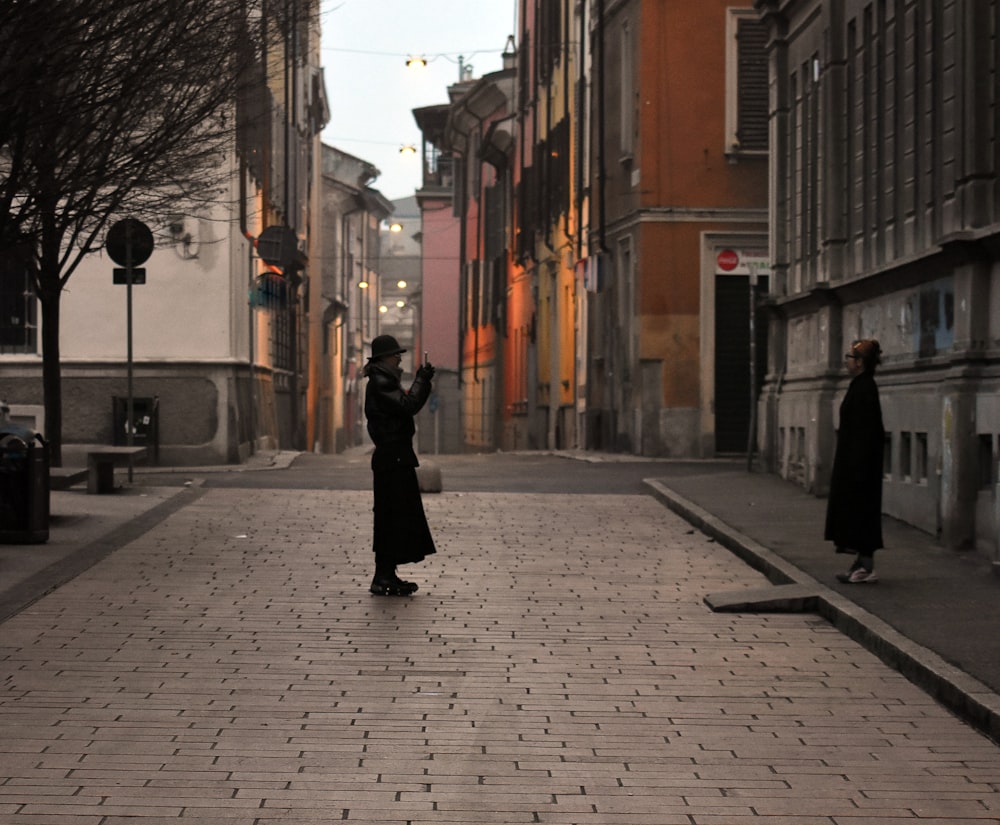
[61,197,243,363]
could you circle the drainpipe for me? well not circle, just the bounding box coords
[596,0,608,255]
[284,0,303,451]
[562,0,571,243]
[575,0,587,257]
[239,164,257,457]
[457,148,468,392]
[236,0,280,458]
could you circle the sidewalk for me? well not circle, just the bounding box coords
[0,451,299,623]
[641,461,1000,742]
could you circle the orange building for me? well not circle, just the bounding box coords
[586,0,769,456]
[507,0,584,451]
[443,69,516,450]
[415,1,769,458]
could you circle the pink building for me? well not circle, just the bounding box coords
[413,103,462,453]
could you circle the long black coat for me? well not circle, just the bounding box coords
[824,371,885,553]
[364,362,436,566]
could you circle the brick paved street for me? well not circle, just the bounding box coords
[1,486,998,823]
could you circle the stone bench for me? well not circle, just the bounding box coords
[84,446,148,494]
[49,467,89,491]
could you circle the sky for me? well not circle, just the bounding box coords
[319,1,518,202]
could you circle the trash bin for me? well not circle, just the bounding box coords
[0,429,49,544]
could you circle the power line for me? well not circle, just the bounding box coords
[322,46,500,64]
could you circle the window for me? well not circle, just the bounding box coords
[620,20,635,160]
[726,9,769,155]
[978,435,996,490]
[915,432,928,484]
[900,431,912,481]
[0,256,38,354]
[538,0,562,83]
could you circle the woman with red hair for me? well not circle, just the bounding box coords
[825,338,885,584]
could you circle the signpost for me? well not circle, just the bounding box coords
[747,261,760,471]
[715,248,771,470]
[106,218,153,482]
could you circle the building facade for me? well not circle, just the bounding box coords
[510,0,583,452]
[407,1,770,459]
[446,70,517,451]
[586,0,769,456]
[0,1,328,466]
[313,146,391,454]
[413,104,464,454]
[756,0,1000,558]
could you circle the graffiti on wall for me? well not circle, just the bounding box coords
[916,279,955,357]
[854,276,954,359]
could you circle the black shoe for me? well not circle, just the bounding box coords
[391,573,418,594]
[370,574,412,596]
[370,571,419,596]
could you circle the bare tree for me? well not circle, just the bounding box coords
[0,0,304,464]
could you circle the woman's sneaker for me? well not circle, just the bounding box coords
[836,568,879,584]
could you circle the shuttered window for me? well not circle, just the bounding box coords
[726,10,769,155]
[736,17,769,151]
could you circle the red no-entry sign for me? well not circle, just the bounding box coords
[716,249,739,271]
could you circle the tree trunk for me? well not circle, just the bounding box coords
[39,284,62,467]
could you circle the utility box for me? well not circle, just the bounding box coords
[112,396,159,464]
[0,431,49,544]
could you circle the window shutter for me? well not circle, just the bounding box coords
[736,17,769,151]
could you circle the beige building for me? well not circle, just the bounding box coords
[314,145,392,453]
[0,3,328,465]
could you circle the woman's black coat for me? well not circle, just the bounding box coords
[824,371,885,553]
[364,362,436,566]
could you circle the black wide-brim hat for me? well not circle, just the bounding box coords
[369,334,407,360]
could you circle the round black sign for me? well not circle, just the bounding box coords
[106,218,154,266]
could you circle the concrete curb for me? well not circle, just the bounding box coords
[130,450,301,475]
[645,477,1000,744]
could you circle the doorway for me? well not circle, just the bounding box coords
[714,274,768,452]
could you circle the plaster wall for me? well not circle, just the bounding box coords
[61,201,242,362]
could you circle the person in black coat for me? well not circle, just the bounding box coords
[363,334,437,596]
[824,338,885,584]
